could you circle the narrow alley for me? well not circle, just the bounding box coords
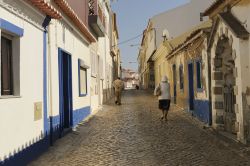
[29,90,250,166]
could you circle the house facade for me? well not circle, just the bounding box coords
[0,0,61,165]
[111,13,121,80]
[204,0,250,143]
[0,0,119,165]
[138,0,214,90]
[166,22,212,124]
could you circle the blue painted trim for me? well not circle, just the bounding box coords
[0,137,49,166]
[193,99,211,125]
[73,106,91,127]
[195,59,203,91]
[0,18,24,36]
[0,106,91,166]
[43,31,49,134]
[78,59,88,97]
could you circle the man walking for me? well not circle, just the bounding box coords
[113,77,124,105]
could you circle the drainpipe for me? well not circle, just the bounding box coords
[42,15,53,145]
[48,21,54,146]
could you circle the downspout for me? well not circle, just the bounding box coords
[48,21,53,145]
[42,15,53,145]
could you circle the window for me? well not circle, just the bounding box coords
[91,51,96,77]
[0,19,23,97]
[99,57,104,79]
[196,60,202,89]
[179,65,184,90]
[1,36,13,95]
[78,59,89,96]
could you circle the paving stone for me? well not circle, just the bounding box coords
[29,90,250,166]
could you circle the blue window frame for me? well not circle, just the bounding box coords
[196,60,202,90]
[179,65,184,90]
[78,59,89,97]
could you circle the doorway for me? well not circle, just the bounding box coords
[215,36,236,134]
[188,63,194,111]
[58,49,73,135]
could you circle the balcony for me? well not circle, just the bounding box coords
[88,0,105,37]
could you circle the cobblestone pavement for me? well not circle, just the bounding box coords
[29,90,250,166]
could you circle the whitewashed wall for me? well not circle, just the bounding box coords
[49,16,91,119]
[0,0,45,161]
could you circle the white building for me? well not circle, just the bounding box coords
[0,0,61,165]
[204,0,250,144]
[139,0,214,90]
[0,0,117,165]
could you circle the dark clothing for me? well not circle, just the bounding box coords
[159,99,171,110]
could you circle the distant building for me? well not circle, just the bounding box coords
[138,0,214,90]
[122,69,139,89]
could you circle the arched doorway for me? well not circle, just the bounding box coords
[214,36,236,134]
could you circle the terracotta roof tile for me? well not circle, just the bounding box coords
[28,0,62,19]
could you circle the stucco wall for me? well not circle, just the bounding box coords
[49,15,91,125]
[168,36,210,123]
[0,0,45,161]
[210,18,250,142]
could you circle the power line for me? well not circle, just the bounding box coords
[112,33,143,47]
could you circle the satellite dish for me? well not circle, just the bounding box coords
[162,29,169,40]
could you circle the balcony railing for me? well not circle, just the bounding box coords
[88,0,105,37]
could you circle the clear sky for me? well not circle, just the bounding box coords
[111,0,190,71]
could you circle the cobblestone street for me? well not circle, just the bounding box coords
[29,90,250,166]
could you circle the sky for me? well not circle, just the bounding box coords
[111,0,190,71]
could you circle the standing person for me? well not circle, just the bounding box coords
[113,77,124,105]
[154,76,171,121]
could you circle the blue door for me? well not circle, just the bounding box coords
[188,63,194,110]
[58,48,73,135]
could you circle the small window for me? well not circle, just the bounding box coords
[78,59,89,96]
[196,60,202,89]
[1,36,13,95]
[0,19,22,97]
[179,65,184,90]
[91,51,96,77]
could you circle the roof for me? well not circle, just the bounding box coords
[28,0,62,19]
[219,12,249,39]
[54,0,96,43]
[166,21,212,59]
[203,0,225,16]
[152,20,212,61]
